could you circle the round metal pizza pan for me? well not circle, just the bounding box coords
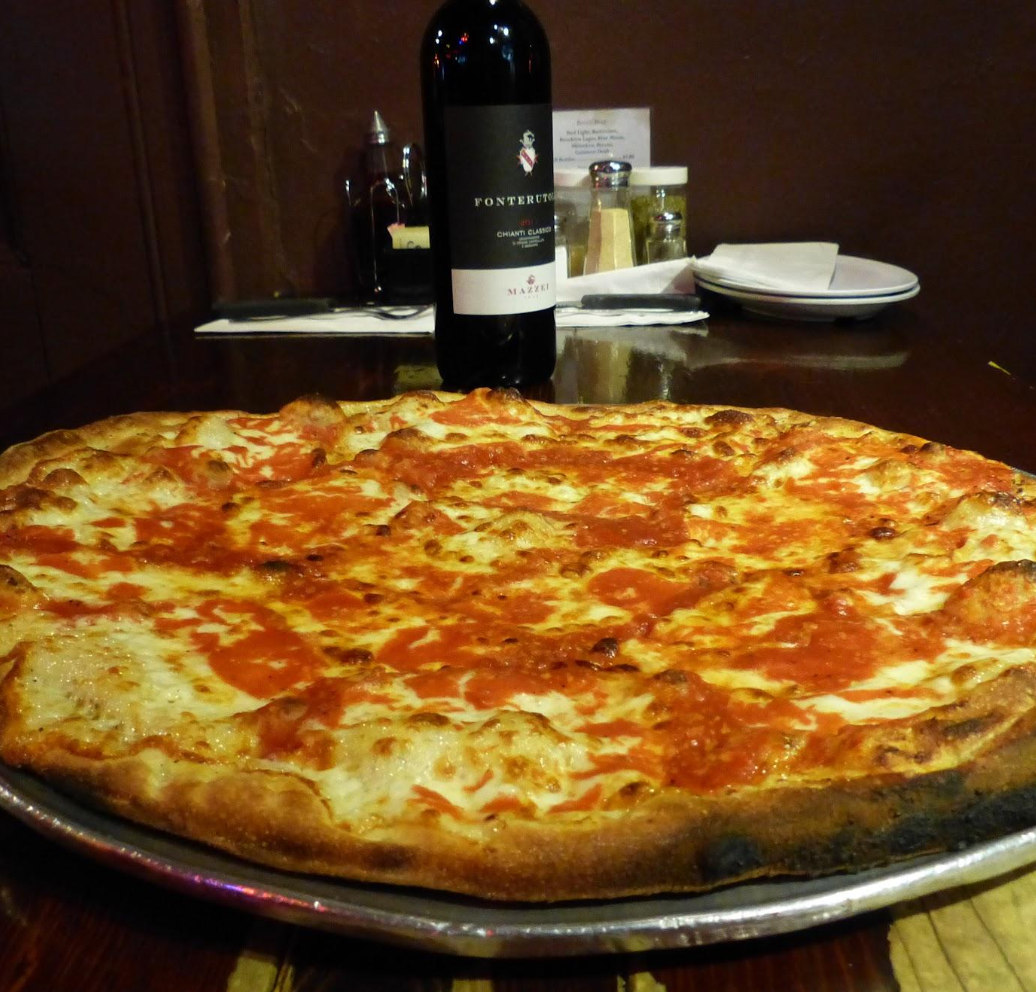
[3,763,1036,957]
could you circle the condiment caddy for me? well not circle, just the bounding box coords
[558,159,690,280]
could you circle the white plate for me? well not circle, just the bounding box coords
[697,254,919,299]
[696,279,920,322]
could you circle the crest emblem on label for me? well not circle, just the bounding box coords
[518,130,538,175]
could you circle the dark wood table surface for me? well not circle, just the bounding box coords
[2,301,1035,991]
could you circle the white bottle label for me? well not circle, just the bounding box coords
[452,261,556,315]
[444,103,555,316]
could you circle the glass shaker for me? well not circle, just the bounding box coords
[629,166,688,264]
[554,208,569,283]
[554,168,590,278]
[583,160,636,275]
[645,211,687,263]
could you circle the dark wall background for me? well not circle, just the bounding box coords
[185,0,1036,375]
[1,0,1034,402]
[0,0,208,406]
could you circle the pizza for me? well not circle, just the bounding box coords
[2,387,1036,902]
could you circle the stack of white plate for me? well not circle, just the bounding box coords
[694,255,920,321]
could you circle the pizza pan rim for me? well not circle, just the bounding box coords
[3,761,1036,958]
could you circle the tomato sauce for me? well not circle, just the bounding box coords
[302,589,367,623]
[727,598,940,694]
[386,440,521,492]
[410,785,464,818]
[463,669,553,709]
[134,502,228,557]
[575,749,661,781]
[732,513,827,557]
[479,794,527,815]
[465,768,494,793]
[482,490,558,512]
[190,599,326,697]
[406,668,464,699]
[34,551,134,579]
[588,566,726,618]
[377,624,482,672]
[447,587,554,625]
[237,444,322,484]
[42,599,123,619]
[915,448,1017,493]
[550,784,602,813]
[3,526,79,555]
[429,396,525,428]
[107,581,147,600]
[300,676,394,727]
[574,513,688,550]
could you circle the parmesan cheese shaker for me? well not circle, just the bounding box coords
[583,160,636,275]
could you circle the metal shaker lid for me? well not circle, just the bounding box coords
[589,161,633,188]
[650,211,684,237]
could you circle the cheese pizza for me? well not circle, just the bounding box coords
[2,387,1036,901]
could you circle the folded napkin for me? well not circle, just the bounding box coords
[890,863,1036,992]
[556,258,698,303]
[691,242,839,293]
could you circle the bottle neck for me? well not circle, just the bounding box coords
[365,142,399,179]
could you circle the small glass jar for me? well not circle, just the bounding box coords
[645,211,687,263]
[584,160,636,275]
[629,166,688,264]
[554,168,590,278]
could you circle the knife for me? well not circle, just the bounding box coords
[213,298,432,322]
[576,293,702,311]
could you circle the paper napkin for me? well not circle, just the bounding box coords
[195,292,707,337]
[556,258,698,303]
[195,307,707,334]
[691,242,839,293]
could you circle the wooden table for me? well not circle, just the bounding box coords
[2,302,1034,990]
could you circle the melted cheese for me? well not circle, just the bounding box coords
[2,389,1036,829]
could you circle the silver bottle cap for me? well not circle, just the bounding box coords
[367,110,391,146]
[589,160,633,188]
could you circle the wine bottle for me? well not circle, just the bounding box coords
[421,0,556,390]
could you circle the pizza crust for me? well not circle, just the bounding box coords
[13,703,1036,903]
[6,655,1036,901]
